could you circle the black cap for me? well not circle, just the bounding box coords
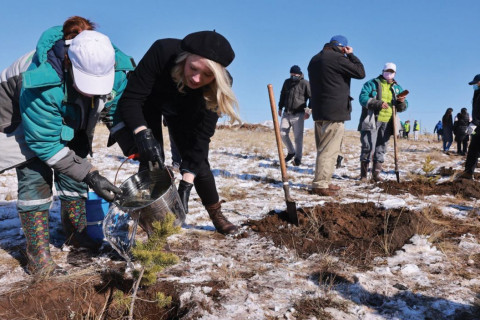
[181,30,235,67]
[290,65,301,74]
[468,74,480,85]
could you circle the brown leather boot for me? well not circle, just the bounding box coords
[19,210,64,275]
[205,202,238,235]
[372,162,383,182]
[360,161,369,182]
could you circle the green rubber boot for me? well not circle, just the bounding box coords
[19,210,61,275]
[61,200,101,250]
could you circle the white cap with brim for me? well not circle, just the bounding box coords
[68,30,115,95]
[383,62,397,72]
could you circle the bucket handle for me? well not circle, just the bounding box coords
[113,153,175,186]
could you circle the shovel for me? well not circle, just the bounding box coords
[267,84,298,225]
[392,105,400,182]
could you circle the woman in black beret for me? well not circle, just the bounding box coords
[117,31,240,235]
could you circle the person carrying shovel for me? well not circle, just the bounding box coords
[357,62,408,182]
[118,30,240,235]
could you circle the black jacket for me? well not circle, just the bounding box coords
[307,43,365,121]
[453,110,470,139]
[118,39,219,175]
[278,75,310,114]
[472,90,480,127]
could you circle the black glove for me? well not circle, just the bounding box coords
[134,128,165,169]
[177,180,193,213]
[83,170,122,202]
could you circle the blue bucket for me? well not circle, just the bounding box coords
[86,192,110,243]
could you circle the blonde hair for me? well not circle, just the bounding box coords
[171,52,241,124]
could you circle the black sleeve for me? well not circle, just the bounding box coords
[118,39,178,132]
[278,80,287,110]
[338,53,366,80]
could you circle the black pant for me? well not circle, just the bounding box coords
[456,135,469,154]
[465,132,480,174]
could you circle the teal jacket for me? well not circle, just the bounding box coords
[20,26,134,181]
[357,76,408,132]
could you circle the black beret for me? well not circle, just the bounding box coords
[181,31,235,67]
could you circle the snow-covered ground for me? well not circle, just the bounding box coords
[0,125,479,319]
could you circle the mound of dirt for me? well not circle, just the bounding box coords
[247,202,434,268]
[0,270,191,320]
[375,179,480,199]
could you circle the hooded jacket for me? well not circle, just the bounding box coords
[118,39,222,176]
[278,75,310,114]
[307,43,365,121]
[358,76,408,131]
[12,26,134,180]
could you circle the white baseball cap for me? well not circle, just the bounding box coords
[68,30,115,95]
[383,62,397,72]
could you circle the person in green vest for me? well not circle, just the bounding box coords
[413,120,420,140]
[358,62,408,181]
[404,120,411,139]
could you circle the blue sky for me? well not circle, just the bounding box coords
[2,0,479,132]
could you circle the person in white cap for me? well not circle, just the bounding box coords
[0,16,134,275]
[357,62,408,182]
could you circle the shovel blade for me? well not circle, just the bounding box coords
[286,200,298,225]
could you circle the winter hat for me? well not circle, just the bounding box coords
[383,62,397,72]
[68,30,115,95]
[330,35,348,47]
[181,31,235,67]
[290,65,302,74]
[468,74,480,85]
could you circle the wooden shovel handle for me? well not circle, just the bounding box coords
[267,84,288,182]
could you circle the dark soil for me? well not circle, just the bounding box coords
[0,258,227,319]
[0,271,187,320]
[375,179,480,199]
[247,202,435,268]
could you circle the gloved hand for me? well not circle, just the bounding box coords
[83,170,122,202]
[177,180,193,213]
[134,128,165,169]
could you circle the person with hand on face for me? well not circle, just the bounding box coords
[308,35,365,196]
[278,65,311,166]
[458,75,480,179]
[358,62,408,182]
[3,16,134,275]
[118,31,240,235]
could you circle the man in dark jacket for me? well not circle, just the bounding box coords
[459,74,480,179]
[278,65,311,166]
[308,35,365,196]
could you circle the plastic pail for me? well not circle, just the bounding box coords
[86,192,110,243]
[113,168,186,237]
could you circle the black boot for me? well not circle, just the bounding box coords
[284,153,295,162]
[360,161,369,182]
[336,155,344,169]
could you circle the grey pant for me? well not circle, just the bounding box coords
[280,112,305,160]
[360,121,392,164]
